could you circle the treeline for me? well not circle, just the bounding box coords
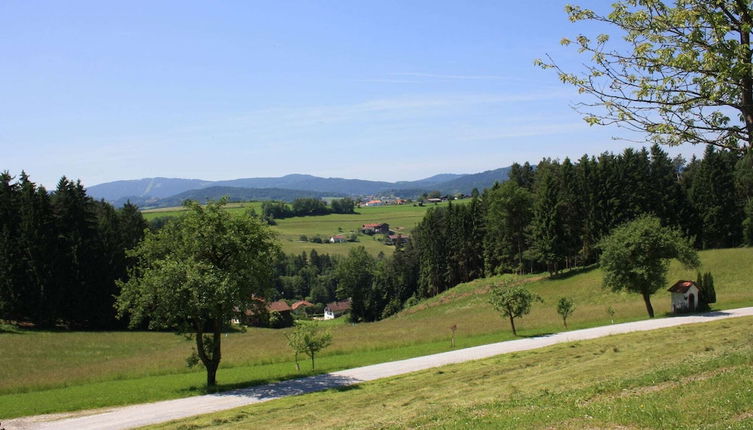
[409,145,751,295]
[0,172,147,328]
[269,247,418,322]
[258,197,356,223]
[3,144,750,328]
[272,145,752,323]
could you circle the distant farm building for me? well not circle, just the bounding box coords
[361,223,390,235]
[235,297,295,328]
[668,280,700,313]
[329,234,348,243]
[324,299,351,319]
[291,300,314,311]
[364,200,384,206]
[426,198,443,203]
[268,300,292,313]
[385,234,410,245]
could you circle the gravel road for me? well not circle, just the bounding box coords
[6,306,753,430]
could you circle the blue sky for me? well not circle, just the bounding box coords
[1,1,701,188]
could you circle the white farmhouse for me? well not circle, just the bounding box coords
[324,299,351,319]
[668,280,700,313]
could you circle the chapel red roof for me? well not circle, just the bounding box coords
[668,280,697,294]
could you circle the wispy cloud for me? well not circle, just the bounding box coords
[459,122,587,141]
[392,72,518,81]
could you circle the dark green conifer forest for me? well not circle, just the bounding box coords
[1,144,750,327]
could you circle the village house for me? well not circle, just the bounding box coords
[361,223,390,235]
[385,234,410,246]
[235,297,295,327]
[291,300,314,317]
[324,299,351,319]
[329,234,348,243]
[291,300,314,311]
[668,280,700,313]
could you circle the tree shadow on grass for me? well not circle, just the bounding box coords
[662,309,733,318]
[210,373,363,401]
[517,332,554,339]
[547,264,599,281]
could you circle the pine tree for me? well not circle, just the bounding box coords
[51,177,101,327]
[529,163,564,275]
[507,162,536,190]
[690,147,743,249]
[558,158,583,269]
[574,155,599,264]
[16,173,56,325]
[483,181,533,275]
[413,207,449,297]
[0,172,21,321]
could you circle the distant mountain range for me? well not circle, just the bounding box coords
[89,168,512,209]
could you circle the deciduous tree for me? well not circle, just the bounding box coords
[116,199,279,386]
[488,280,542,336]
[556,297,576,328]
[540,1,753,152]
[599,215,699,318]
[286,322,332,371]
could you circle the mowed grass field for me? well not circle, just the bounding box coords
[1,248,752,418]
[142,202,451,256]
[150,316,753,430]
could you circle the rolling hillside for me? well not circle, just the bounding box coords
[149,186,346,207]
[88,167,513,208]
[142,201,448,257]
[2,248,751,418]
[152,316,753,429]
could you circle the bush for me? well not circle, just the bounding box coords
[269,310,294,329]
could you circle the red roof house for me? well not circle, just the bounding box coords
[291,300,314,310]
[267,300,292,312]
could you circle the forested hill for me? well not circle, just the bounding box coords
[137,186,346,208]
[87,177,212,201]
[432,167,511,195]
[88,169,514,205]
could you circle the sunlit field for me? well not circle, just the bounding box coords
[142,201,454,256]
[152,316,753,429]
[1,248,751,418]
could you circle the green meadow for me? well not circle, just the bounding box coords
[150,316,753,430]
[1,247,751,418]
[142,202,452,256]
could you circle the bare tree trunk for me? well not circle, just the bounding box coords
[194,319,222,387]
[642,292,655,318]
[509,315,517,336]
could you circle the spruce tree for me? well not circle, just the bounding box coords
[529,163,564,275]
[690,147,743,248]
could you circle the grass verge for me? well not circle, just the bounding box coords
[147,316,753,430]
[2,248,751,418]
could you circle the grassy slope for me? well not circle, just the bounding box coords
[142,202,449,257]
[1,248,751,418]
[149,316,753,430]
